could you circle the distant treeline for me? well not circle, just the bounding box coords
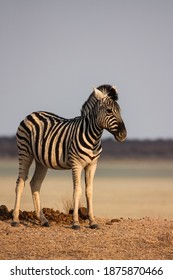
[101,138,173,159]
[0,136,173,159]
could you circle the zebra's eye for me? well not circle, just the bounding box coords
[106,109,112,114]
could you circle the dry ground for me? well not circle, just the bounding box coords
[0,206,173,260]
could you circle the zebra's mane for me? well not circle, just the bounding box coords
[81,84,118,116]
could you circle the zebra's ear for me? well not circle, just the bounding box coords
[92,86,105,100]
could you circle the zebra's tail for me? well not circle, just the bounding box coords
[16,117,33,181]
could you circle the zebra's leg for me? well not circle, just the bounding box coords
[12,155,33,226]
[85,161,99,229]
[12,178,25,226]
[30,162,48,226]
[72,164,83,230]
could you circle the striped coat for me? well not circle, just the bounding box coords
[12,84,127,229]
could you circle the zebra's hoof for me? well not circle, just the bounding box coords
[90,224,99,229]
[11,221,20,227]
[72,224,80,230]
[42,221,50,227]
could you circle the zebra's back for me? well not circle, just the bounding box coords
[17,111,75,169]
[16,111,102,170]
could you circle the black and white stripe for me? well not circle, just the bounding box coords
[12,84,127,229]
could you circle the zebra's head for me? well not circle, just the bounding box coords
[93,84,127,142]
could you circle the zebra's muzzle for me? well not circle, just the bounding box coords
[115,131,126,142]
[114,122,127,142]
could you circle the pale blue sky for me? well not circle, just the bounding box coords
[0,0,173,139]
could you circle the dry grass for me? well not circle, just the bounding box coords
[62,199,85,215]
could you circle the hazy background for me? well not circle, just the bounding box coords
[0,0,173,139]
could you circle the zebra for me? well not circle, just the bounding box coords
[12,84,127,229]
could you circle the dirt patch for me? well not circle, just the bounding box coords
[0,205,173,260]
[0,204,87,226]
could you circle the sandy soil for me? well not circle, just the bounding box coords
[0,206,173,260]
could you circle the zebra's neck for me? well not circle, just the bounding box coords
[82,112,103,147]
[81,93,98,117]
[80,93,103,146]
